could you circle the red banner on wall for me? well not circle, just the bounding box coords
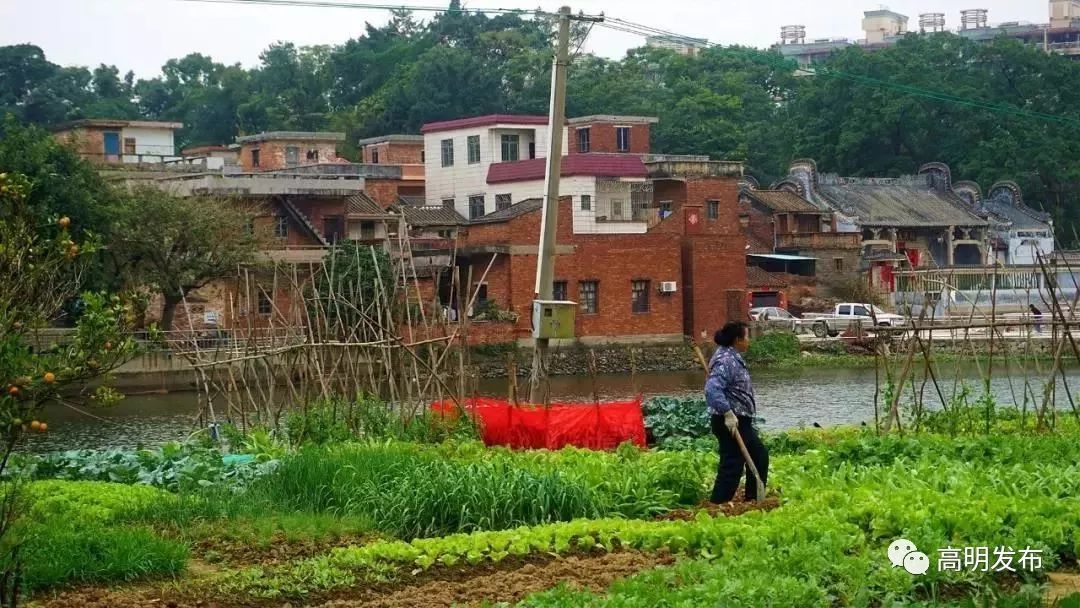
[430,398,646,450]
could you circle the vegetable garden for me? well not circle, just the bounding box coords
[6,400,1080,608]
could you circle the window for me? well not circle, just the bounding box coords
[577,128,590,153]
[495,194,512,211]
[469,195,486,219]
[123,137,136,155]
[361,221,376,240]
[420,150,425,163]
[659,200,672,219]
[467,135,481,164]
[442,198,455,209]
[257,291,272,315]
[631,280,650,313]
[581,195,592,211]
[285,146,299,167]
[707,200,720,220]
[553,281,568,302]
[475,283,489,305]
[440,139,454,167]
[852,305,870,317]
[274,215,288,238]
[371,149,379,164]
[307,148,319,162]
[616,126,631,152]
[323,216,344,243]
[251,148,261,168]
[579,281,598,314]
[528,142,536,159]
[611,199,625,220]
[500,134,519,162]
[834,258,844,272]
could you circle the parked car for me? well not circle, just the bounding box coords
[749,306,802,332]
[802,303,908,338]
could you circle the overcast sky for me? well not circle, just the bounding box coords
[1,0,1046,79]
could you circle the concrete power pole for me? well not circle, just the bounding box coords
[528,6,573,405]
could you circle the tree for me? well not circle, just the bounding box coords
[109,187,261,330]
[313,241,392,340]
[0,171,137,605]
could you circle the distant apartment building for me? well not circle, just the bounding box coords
[646,34,709,56]
[776,4,1080,69]
[51,119,184,164]
[421,113,656,223]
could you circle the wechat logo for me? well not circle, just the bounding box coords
[888,538,930,575]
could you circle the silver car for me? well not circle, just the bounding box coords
[749,307,800,332]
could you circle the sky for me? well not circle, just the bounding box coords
[0,0,1046,78]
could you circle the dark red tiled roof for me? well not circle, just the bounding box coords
[487,154,648,184]
[420,114,550,134]
[746,266,789,288]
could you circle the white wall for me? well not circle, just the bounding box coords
[424,122,569,217]
[1008,237,1055,265]
[121,127,176,156]
[486,175,646,235]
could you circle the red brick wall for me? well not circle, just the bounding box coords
[363,141,424,165]
[568,122,651,155]
[239,140,341,172]
[365,179,404,208]
[54,128,107,161]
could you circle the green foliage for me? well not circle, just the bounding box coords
[744,331,801,365]
[108,186,261,330]
[641,396,710,447]
[5,481,187,592]
[312,242,393,338]
[284,394,478,446]
[7,442,278,492]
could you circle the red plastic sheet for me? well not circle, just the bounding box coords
[431,397,646,450]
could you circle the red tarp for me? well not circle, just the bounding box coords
[430,397,646,450]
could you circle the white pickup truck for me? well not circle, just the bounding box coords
[802,303,908,338]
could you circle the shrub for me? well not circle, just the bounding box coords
[745,331,801,364]
[642,396,710,447]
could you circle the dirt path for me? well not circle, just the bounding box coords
[314,551,673,608]
[1046,572,1080,605]
[31,551,672,608]
[655,495,781,521]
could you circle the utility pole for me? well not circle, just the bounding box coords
[527,7,609,405]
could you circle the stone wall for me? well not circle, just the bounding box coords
[472,342,702,379]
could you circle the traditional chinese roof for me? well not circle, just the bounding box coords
[421,114,550,134]
[746,265,789,288]
[470,198,544,224]
[743,189,823,214]
[487,154,648,184]
[815,176,986,228]
[393,199,467,227]
[345,193,392,217]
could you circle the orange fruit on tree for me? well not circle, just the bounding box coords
[29,421,40,431]
[7,386,18,396]
[37,422,46,433]
[43,372,55,384]
[58,216,71,229]
[103,342,112,351]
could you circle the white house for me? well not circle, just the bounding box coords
[420,113,659,233]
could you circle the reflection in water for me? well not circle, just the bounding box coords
[26,365,1080,452]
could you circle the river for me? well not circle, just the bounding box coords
[23,364,1080,452]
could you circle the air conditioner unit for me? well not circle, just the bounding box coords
[659,281,678,293]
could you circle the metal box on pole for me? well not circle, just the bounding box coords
[532,300,577,339]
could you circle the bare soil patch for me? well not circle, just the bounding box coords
[655,495,781,521]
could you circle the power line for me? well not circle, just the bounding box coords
[174,0,551,15]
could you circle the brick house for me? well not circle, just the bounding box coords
[421,114,656,220]
[52,119,183,164]
[357,134,425,165]
[236,131,346,172]
[445,158,748,345]
[738,184,862,296]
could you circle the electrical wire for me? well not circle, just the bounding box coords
[175,0,549,15]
